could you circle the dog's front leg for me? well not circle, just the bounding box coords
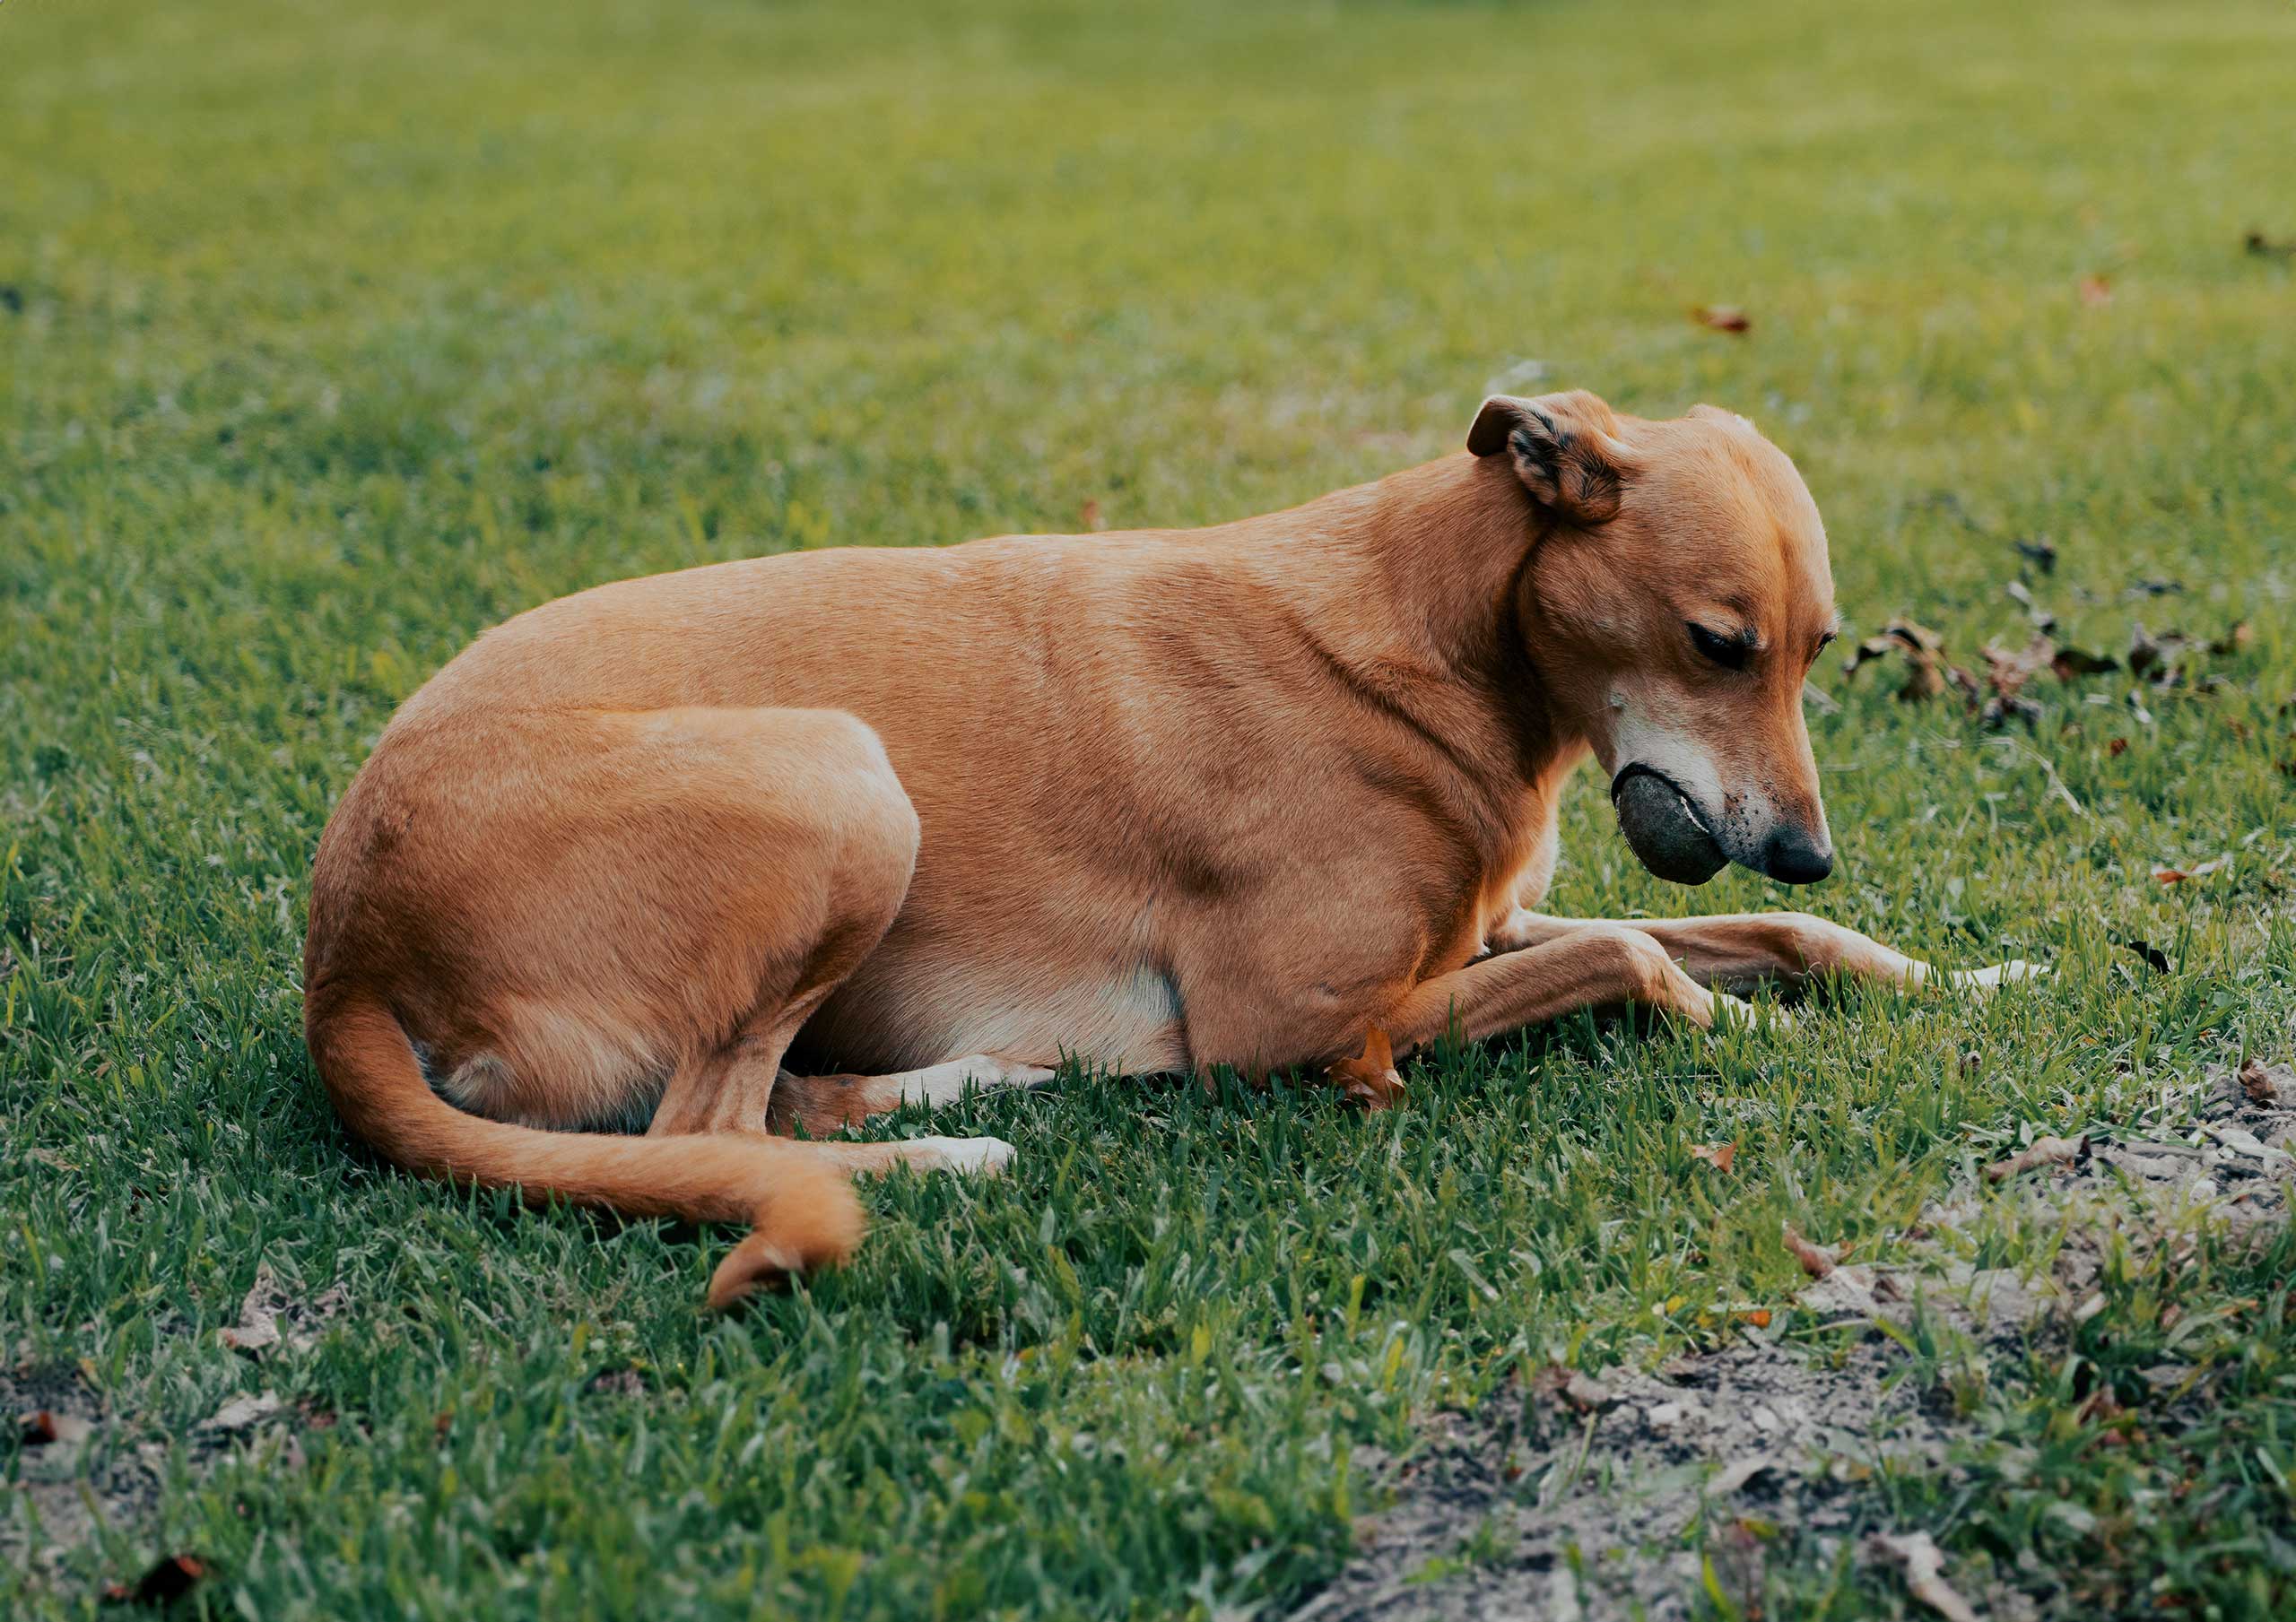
[1378,924,1755,1059]
[1486,908,2036,998]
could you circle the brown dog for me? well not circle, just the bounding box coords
[303,391,2031,1306]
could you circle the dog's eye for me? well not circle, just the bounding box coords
[1687,622,1752,670]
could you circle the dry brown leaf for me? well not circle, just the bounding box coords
[1689,1141,1737,1173]
[2127,622,2198,686]
[201,1391,283,1435]
[1842,619,1977,707]
[2076,1388,2126,1427]
[218,1263,348,1357]
[1326,1025,1405,1110]
[2005,578,2056,631]
[1691,304,1751,334]
[2152,854,2231,884]
[1562,1370,1616,1411]
[1781,1223,1837,1279]
[2078,273,2114,308]
[587,1367,647,1398]
[1867,1531,1979,1622]
[218,1308,280,1355]
[2122,938,2171,973]
[22,1409,90,1450]
[104,1554,208,1609]
[1985,1134,2087,1183]
[2051,646,2118,679]
[2239,1059,2281,1105]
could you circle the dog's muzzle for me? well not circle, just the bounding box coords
[1610,766,1728,885]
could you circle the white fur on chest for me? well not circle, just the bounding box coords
[830,957,1190,1076]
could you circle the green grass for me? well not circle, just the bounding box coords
[4,0,2294,1615]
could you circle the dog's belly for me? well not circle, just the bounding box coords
[800,951,1189,1077]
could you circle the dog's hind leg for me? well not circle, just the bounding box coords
[309,701,998,1307]
[1483,909,2039,998]
[764,1055,1056,1136]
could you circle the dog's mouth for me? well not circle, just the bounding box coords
[1610,765,1728,885]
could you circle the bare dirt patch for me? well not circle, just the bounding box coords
[1293,1065,2295,1621]
[2,1361,168,1585]
[4,1265,351,1600]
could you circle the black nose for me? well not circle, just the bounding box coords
[1762,827,1833,885]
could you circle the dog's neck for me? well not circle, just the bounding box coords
[1220,452,1581,790]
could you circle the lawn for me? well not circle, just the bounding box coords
[4,0,2294,1615]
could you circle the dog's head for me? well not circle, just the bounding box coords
[1471,390,1839,886]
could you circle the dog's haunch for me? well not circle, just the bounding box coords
[1612,771,1728,885]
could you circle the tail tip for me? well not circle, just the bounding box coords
[705,1159,866,1313]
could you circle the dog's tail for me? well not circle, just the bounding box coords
[305,985,863,1310]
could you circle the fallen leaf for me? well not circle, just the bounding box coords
[1866,1531,1979,1622]
[1986,1134,2087,1183]
[1781,1223,1836,1279]
[2078,273,2113,308]
[2076,1388,2126,1427]
[2121,938,2171,972]
[2128,622,2193,685]
[1708,1453,1775,1496]
[1740,1308,1772,1329]
[2246,229,2296,259]
[2005,579,2056,631]
[1562,1370,1616,1412]
[2014,536,2057,573]
[1691,304,1751,334]
[2152,854,2231,884]
[1326,1026,1405,1110]
[2107,736,2127,756]
[2238,1058,2280,1105]
[218,1308,278,1356]
[2199,1122,2292,1166]
[218,1263,349,1357]
[2051,646,2118,679]
[104,1554,207,1608]
[201,1391,283,1435]
[1690,1141,1737,1173]
[1841,619,1975,707]
[20,1409,91,1448]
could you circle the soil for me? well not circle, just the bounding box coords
[1291,1063,2296,1622]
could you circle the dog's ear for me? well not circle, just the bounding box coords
[1467,390,1631,526]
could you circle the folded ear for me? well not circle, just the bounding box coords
[1467,390,1631,525]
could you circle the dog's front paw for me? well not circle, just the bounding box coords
[1709,992,1792,1033]
[909,1135,1017,1175]
[1949,959,2047,993]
